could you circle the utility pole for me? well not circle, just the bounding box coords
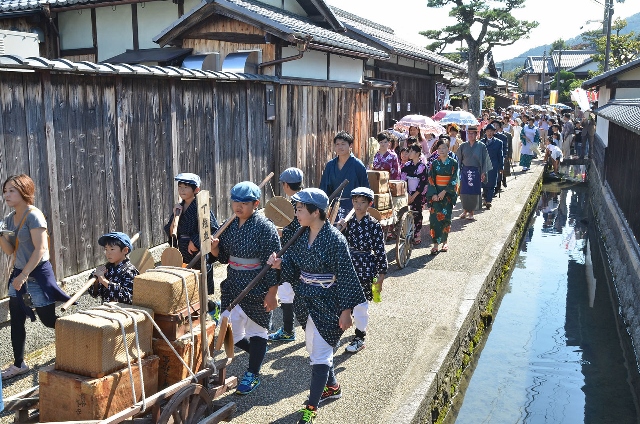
[556,50,562,93]
[540,49,546,105]
[604,0,614,71]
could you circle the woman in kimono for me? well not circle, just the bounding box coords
[520,116,540,171]
[456,126,492,220]
[372,131,401,180]
[319,131,369,221]
[268,188,366,424]
[427,134,457,171]
[401,144,429,244]
[210,182,281,396]
[426,140,459,254]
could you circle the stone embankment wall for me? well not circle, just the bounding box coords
[588,149,640,400]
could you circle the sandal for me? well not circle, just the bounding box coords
[466,213,475,220]
[413,237,422,245]
[440,244,449,253]
[430,246,439,255]
[459,211,468,219]
[1,363,30,380]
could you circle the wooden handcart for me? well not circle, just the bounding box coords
[4,191,238,424]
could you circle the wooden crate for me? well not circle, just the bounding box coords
[133,268,200,315]
[389,180,407,196]
[55,304,154,377]
[366,170,389,194]
[39,355,159,422]
[374,192,392,210]
[153,302,201,341]
[153,320,216,390]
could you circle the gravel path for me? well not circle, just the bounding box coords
[1,162,544,423]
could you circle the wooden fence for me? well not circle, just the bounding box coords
[0,69,374,296]
[604,123,640,243]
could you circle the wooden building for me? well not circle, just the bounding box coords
[519,50,597,104]
[582,57,640,243]
[581,58,640,377]
[329,6,466,128]
[0,0,466,286]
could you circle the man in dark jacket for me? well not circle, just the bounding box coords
[480,124,503,209]
[492,119,512,191]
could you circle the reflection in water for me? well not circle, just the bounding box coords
[451,183,639,424]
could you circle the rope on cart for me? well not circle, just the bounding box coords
[78,308,145,410]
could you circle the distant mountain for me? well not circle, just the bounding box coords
[499,11,640,72]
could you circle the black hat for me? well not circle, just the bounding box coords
[485,123,496,131]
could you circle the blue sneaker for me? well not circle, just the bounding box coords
[208,300,221,326]
[236,371,260,395]
[268,327,296,342]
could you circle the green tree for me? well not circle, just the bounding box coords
[587,18,640,71]
[549,70,576,103]
[482,95,495,110]
[421,0,538,116]
[550,38,568,52]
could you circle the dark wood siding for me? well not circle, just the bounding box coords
[379,70,435,130]
[605,124,640,243]
[0,70,371,296]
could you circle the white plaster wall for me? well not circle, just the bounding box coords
[397,56,414,68]
[183,0,203,15]
[0,30,39,56]
[256,0,281,8]
[620,67,640,81]
[96,6,133,61]
[329,53,363,83]
[283,0,306,15]
[254,0,306,15]
[58,10,93,50]
[137,1,179,49]
[597,86,610,147]
[616,88,640,99]
[281,47,327,80]
[415,60,429,70]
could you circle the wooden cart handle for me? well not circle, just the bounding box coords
[61,232,140,312]
[225,179,349,313]
[185,172,274,269]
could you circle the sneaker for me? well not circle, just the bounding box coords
[319,384,342,403]
[208,300,221,326]
[236,371,260,395]
[298,406,318,423]
[268,327,296,342]
[2,363,29,380]
[345,337,365,353]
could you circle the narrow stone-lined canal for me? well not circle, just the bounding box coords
[449,168,639,423]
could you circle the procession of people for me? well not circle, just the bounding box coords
[0,100,586,423]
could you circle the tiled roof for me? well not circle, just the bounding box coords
[0,0,103,12]
[330,6,465,72]
[594,98,640,135]
[0,54,280,81]
[523,50,597,74]
[582,56,640,89]
[156,0,388,59]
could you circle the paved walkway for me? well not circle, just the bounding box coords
[1,160,545,424]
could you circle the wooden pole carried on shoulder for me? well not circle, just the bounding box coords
[214,179,349,352]
[60,232,141,312]
[185,172,274,269]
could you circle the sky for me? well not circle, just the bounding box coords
[326,0,640,63]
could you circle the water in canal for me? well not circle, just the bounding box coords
[449,165,640,424]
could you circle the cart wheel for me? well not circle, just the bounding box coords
[396,211,415,269]
[158,384,213,424]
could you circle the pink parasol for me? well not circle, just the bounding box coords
[394,114,445,136]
